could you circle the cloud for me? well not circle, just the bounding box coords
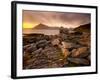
[23,10,90,28]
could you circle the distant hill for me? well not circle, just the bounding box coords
[33,23,59,30]
[74,23,91,33]
[33,23,49,29]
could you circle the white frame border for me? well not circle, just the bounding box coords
[16,3,97,77]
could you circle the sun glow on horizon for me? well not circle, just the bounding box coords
[23,22,38,29]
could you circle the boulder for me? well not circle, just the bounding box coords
[42,47,63,60]
[61,48,70,58]
[67,57,90,65]
[61,41,73,49]
[79,33,90,47]
[60,27,69,34]
[51,38,60,46]
[31,48,42,55]
[24,43,37,53]
[71,47,89,58]
[36,40,47,45]
[25,59,49,69]
[60,33,68,41]
[36,40,50,48]
[23,44,31,50]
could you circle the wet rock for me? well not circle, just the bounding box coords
[67,57,90,65]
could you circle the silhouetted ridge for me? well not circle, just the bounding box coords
[74,23,91,32]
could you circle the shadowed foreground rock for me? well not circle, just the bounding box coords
[67,57,90,65]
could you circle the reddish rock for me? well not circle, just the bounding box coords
[71,47,88,57]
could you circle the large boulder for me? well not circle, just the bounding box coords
[71,47,89,58]
[67,57,90,65]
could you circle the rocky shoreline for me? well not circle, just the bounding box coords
[23,24,91,69]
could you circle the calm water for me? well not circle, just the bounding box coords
[23,29,60,35]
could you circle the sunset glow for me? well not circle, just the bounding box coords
[23,22,38,28]
[23,10,90,28]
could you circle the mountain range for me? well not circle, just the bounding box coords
[23,23,91,33]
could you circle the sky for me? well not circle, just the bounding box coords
[23,10,90,28]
